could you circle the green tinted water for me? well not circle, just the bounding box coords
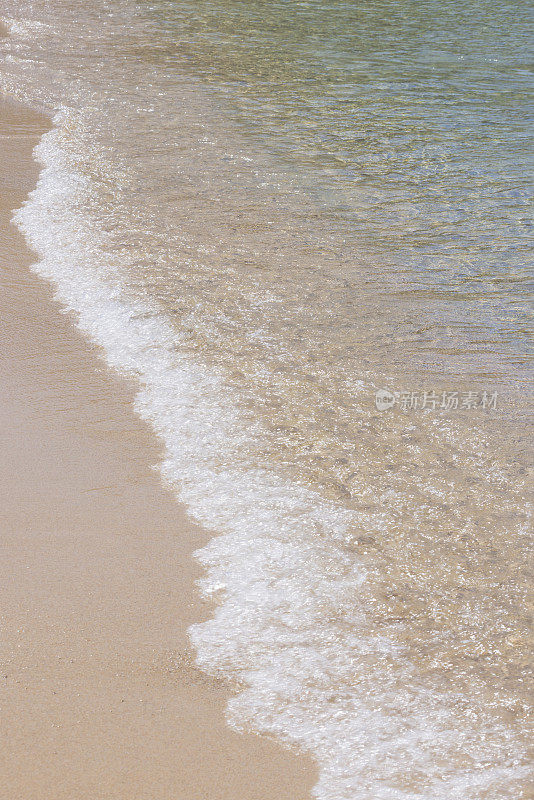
[1,1,532,795]
[145,0,533,359]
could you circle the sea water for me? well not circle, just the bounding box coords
[1,1,532,796]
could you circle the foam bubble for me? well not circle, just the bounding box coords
[13,110,531,800]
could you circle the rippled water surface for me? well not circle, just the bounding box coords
[1,1,532,797]
[149,0,534,346]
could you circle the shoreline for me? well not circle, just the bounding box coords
[0,96,316,799]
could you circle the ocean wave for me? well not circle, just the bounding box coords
[11,109,532,800]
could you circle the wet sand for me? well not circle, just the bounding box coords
[0,97,316,799]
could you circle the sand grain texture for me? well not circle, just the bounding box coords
[0,97,316,800]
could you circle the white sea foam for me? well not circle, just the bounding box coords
[11,110,531,800]
[1,17,49,36]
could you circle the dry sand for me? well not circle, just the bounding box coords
[0,97,316,799]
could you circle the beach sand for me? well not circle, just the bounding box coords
[0,97,316,799]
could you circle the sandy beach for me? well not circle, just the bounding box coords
[1,0,531,793]
[0,96,316,799]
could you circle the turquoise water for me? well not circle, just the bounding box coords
[1,1,533,796]
[146,0,534,362]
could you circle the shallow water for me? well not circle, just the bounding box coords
[1,1,532,797]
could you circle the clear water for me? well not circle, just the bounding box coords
[1,1,532,797]
[148,0,534,355]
